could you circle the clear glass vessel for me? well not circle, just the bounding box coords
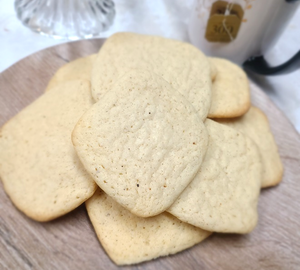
[14,0,115,40]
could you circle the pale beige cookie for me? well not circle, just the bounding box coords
[208,57,250,118]
[209,57,217,82]
[168,119,262,234]
[45,54,96,91]
[0,80,97,222]
[216,106,283,188]
[73,70,208,217]
[91,32,211,120]
[86,189,212,265]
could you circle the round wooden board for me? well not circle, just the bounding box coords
[0,40,300,270]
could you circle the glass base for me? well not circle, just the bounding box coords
[14,0,115,40]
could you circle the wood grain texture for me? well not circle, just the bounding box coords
[0,39,300,270]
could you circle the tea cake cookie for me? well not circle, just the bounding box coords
[168,119,262,234]
[0,80,97,222]
[45,54,96,91]
[86,189,212,265]
[208,57,250,118]
[217,107,283,188]
[91,32,211,120]
[73,70,208,217]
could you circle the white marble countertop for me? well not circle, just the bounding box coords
[0,0,299,132]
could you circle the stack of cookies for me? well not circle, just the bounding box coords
[0,33,283,265]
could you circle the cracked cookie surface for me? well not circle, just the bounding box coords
[91,32,211,120]
[168,119,262,233]
[73,70,208,217]
[217,107,283,188]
